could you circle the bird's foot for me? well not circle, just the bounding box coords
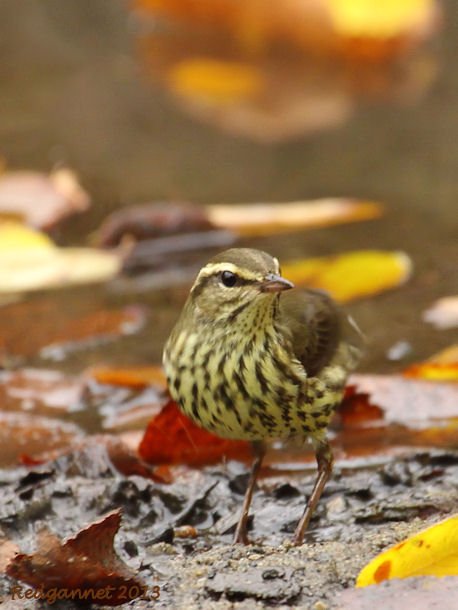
[232,524,250,545]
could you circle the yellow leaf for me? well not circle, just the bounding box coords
[403,345,458,381]
[328,0,434,38]
[282,250,412,302]
[208,199,383,237]
[357,514,458,586]
[167,58,263,103]
[427,345,458,365]
[0,222,121,293]
[0,221,54,254]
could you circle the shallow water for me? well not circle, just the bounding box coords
[0,0,457,374]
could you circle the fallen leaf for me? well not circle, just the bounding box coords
[0,299,146,362]
[0,368,85,416]
[164,58,354,140]
[423,296,458,330]
[95,201,214,247]
[0,412,83,468]
[134,0,439,59]
[89,365,167,389]
[0,168,90,230]
[282,250,412,302]
[208,199,383,237]
[105,437,171,482]
[334,374,458,459]
[402,345,458,381]
[425,345,458,365]
[328,0,437,39]
[339,385,384,426]
[348,374,458,424]
[6,510,145,606]
[0,536,20,573]
[167,58,263,103]
[356,514,458,586]
[403,363,458,382]
[0,222,121,293]
[135,0,439,140]
[139,399,251,466]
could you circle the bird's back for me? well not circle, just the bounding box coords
[279,288,364,380]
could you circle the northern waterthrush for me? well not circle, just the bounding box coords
[163,248,363,544]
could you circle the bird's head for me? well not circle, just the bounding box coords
[188,248,294,320]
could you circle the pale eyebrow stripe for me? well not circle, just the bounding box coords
[196,262,260,282]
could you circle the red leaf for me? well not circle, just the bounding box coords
[340,385,384,426]
[139,399,251,466]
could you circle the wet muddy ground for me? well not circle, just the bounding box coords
[1,445,457,608]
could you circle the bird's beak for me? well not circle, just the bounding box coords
[260,273,294,293]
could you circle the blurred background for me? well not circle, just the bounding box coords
[0,0,456,373]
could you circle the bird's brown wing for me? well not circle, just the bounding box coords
[279,289,344,377]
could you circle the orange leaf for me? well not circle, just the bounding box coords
[167,58,263,103]
[208,199,382,237]
[89,365,167,389]
[139,400,251,466]
[403,362,458,382]
[404,345,458,381]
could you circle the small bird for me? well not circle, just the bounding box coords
[163,248,363,544]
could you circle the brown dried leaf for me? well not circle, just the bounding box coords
[6,510,145,606]
[95,201,214,247]
[0,536,20,573]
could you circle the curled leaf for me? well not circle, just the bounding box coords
[356,514,458,586]
[6,510,145,606]
[95,201,214,247]
[208,199,382,237]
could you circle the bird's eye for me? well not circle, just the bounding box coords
[221,270,237,287]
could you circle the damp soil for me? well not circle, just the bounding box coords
[1,445,457,609]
